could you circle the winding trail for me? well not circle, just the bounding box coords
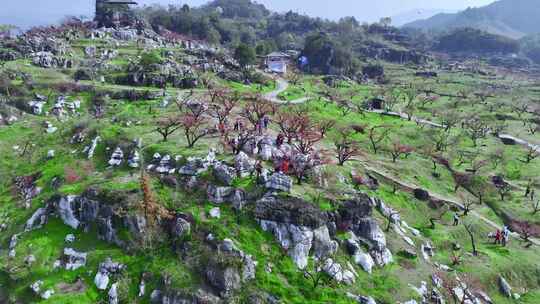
[264,77,310,104]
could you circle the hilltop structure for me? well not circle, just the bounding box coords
[95,0,138,27]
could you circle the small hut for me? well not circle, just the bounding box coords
[265,52,289,74]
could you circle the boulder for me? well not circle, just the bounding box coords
[498,276,512,298]
[265,173,292,193]
[108,147,124,166]
[431,288,445,304]
[65,234,75,243]
[422,242,434,260]
[31,280,43,295]
[255,195,328,228]
[355,218,386,249]
[128,151,140,168]
[63,248,87,270]
[109,283,119,304]
[94,258,125,290]
[410,281,428,298]
[354,250,375,274]
[24,254,36,266]
[207,185,234,204]
[113,29,137,41]
[206,264,241,296]
[178,157,208,176]
[312,225,338,259]
[156,155,175,174]
[57,195,80,229]
[171,216,191,239]
[235,152,255,177]
[256,195,331,269]
[370,247,393,267]
[25,207,48,231]
[346,293,377,304]
[213,163,236,186]
[413,188,430,201]
[95,271,110,290]
[209,207,221,219]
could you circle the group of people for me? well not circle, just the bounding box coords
[493,226,511,247]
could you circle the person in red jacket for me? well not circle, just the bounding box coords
[281,158,290,174]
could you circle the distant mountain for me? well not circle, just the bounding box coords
[391,9,455,27]
[404,0,540,39]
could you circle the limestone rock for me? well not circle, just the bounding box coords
[25,207,48,231]
[108,147,124,166]
[209,207,221,219]
[171,216,191,239]
[57,195,80,229]
[207,185,234,204]
[128,151,140,168]
[265,172,292,193]
[213,163,236,186]
[498,276,512,298]
[109,283,118,304]
[63,247,87,270]
[235,152,255,177]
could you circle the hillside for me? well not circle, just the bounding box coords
[390,9,455,27]
[404,0,540,39]
[1,1,540,304]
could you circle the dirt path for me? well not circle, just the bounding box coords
[264,77,310,104]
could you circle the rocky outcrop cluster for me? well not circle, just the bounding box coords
[255,194,337,269]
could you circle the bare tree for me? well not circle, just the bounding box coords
[518,222,534,248]
[181,114,208,148]
[293,128,322,155]
[367,125,391,154]
[334,128,361,166]
[526,120,539,135]
[207,88,239,125]
[496,182,512,201]
[463,116,490,147]
[461,199,476,216]
[440,110,461,132]
[155,115,182,142]
[228,130,255,155]
[488,148,505,169]
[276,108,310,144]
[511,99,530,119]
[388,141,414,162]
[521,146,539,163]
[463,221,478,256]
[317,119,336,138]
[467,159,488,176]
[531,199,540,215]
[426,129,452,152]
[240,95,276,129]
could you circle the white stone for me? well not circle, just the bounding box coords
[58,196,80,229]
[354,250,375,274]
[95,271,110,290]
[209,207,221,219]
[65,234,75,243]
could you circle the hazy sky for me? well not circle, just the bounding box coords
[0,0,496,29]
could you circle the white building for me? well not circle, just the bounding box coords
[265,52,289,74]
